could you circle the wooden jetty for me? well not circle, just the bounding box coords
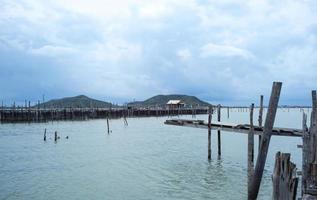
[0,107,208,123]
[164,82,317,200]
[164,119,303,137]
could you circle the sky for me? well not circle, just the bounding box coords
[0,0,317,106]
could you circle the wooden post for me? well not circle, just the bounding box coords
[272,152,298,200]
[302,112,309,195]
[208,106,212,160]
[107,118,110,134]
[227,107,229,119]
[249,82,282,200]
[54,131,57,142]
[306,90,317,195]
[258,95,264,150]
[248,103,255,198]
[44,128,47,141]
[217,104,221,156]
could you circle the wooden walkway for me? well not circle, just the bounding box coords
[164,119,303,137]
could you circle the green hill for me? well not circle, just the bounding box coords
[128,94,210,107]
[37,95,113,108]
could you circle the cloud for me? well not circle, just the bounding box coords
[1,0,317,105]
[200,43,254,59]
[29,45,77,57]
[177,48,191,60]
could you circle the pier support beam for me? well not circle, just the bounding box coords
[249,82,282,200]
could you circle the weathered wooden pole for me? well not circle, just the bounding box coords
[248,103,255,198]
[208,106,212,160]
[227,107,229,119]
[249,82,282,200]
[217,104,221,156]
[302,112,308,195]
[258,95,264,150]
[272,152,298,200]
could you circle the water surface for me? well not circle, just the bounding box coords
[0,108,308,199]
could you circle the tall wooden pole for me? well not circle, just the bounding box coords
[258,95,264,150]
[302,112,308,195]
[208,106,212,160]
[248,103,255,198]
[249,82,282,200]
[217,104,221,156]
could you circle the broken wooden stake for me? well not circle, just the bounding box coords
[272,152,298,200]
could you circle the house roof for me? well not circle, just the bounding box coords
[166,100,184,105]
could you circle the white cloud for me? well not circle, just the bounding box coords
[200,43,254,59]
[177,48,191,60]
[1,0,317,104]
[29,45,77,57]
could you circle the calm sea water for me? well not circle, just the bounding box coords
[0,108,309,200]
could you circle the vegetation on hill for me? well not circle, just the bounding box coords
[128,94,210,107]
[36,95,113,108]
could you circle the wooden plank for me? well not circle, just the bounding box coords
[164,119,302,137]
[249,81,282,200]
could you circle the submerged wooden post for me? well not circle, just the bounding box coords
[107,118,110,134]
[217,104,221,156]
[249,82,282,200]
[54,131,57,142]
[44,128,47,141]
[248,103,255,198]
[272,152,298,200]
[208,106,212,160]
[258,95,264,150]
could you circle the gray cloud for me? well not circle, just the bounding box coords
[0,0,317,105]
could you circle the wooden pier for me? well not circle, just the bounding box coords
[0,107,208,123]
[164,82,317,200]
[164,119,303,137]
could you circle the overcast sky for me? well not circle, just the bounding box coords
[0,0,317,105]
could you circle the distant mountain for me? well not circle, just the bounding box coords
[36,95,113,108]
[128,94,210,107]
